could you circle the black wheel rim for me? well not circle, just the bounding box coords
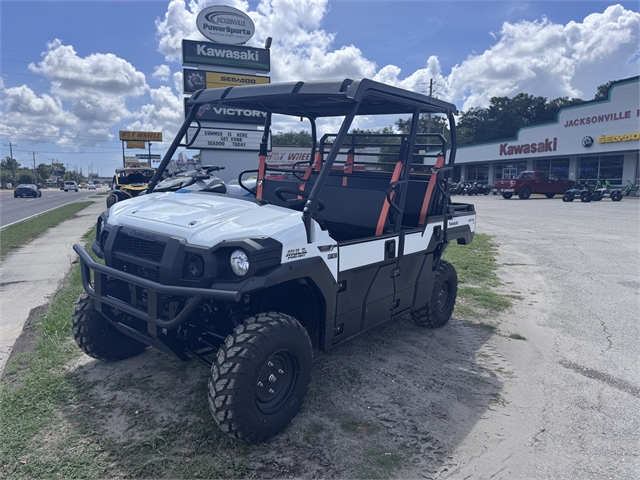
[436,280,453,314]
[255,349,299,415]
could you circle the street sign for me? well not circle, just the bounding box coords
[182,40,270,72]
[119,131,163,141]
[135,154,162,160]
[186,125,267,150]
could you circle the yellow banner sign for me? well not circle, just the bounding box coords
[126,141,146,149]
[119,131,162,141]
[184,69,270,93]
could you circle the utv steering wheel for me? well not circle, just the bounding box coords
[274,187,325,211]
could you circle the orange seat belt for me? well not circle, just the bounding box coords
[298,151,322,199]
[375,161,403,236]
[418,155,446,227]
[256,154,267,200]
[342,151,354,186]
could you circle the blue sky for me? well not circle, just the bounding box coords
[1,1,639,175]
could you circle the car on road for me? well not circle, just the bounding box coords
[64,181,79,192]
[13,184,41,198]
[88,183,97,190]
[79,183,88,189]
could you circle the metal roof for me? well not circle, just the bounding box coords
[186,78,457,118]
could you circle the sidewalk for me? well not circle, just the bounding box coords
[0,198,106,373]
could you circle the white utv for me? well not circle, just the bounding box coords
[72,78,476,443]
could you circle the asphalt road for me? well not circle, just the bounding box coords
[0,188,104,228]
[449,193,640,478]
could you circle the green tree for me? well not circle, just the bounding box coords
[16,168,34,185]
[594,81,614,100]
[1,156,20,187]
[458,93,585,145]
[35,163,52,186]
[272,130,313,146]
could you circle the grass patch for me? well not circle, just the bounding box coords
[0,201,93,260]
[340,419,381,435]
[508,333,527,341]
[444,234,501,287]
[353,448,404,479]
[444,234,518,319]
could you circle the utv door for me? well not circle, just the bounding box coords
[332,235,399,344]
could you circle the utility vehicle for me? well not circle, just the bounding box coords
[106,166,156,208]
[72,78,476,443]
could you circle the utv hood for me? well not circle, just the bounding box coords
[106,192,304,246]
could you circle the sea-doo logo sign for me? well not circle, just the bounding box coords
[499,138,557,156]
[196,5,255,45]
[182,40,270,72]
[582,136,594,148]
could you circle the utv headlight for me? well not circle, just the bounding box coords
[230,249,250,276]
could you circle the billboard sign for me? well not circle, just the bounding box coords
[186,124,267,150]
[196,5,255,45]
[136,154,162,160]
[182,39,270,72]
[126,141,146,149]
[183,69,270,93]
[184,97,267,125]
[119,131,162,141]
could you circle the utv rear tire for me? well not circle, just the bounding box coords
[411,260,458,328]
[209,312,313,443]
[106,194,118,208]
[71,293,147,362]
[501,193,513,199]
[611,190,623,202]
[518,187,531,200]
[580,191,592,202]
[562,193,574,202]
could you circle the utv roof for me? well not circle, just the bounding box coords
[187,78,458,118]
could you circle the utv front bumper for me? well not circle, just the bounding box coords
[74,244,241,329]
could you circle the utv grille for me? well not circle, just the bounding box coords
[123,236,165,262]
[122,261,161,282]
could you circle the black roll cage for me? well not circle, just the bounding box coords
[147,78,459,240]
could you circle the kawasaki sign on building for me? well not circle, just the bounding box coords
[451,76,639,186]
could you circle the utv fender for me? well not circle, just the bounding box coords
[238,256,338,351]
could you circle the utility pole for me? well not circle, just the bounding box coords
[32,151,37,184]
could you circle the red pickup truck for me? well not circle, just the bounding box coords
[494,171,575,199]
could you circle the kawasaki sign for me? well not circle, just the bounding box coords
[196,5,255,45]
[182,40,270,72]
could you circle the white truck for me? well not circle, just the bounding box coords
[71,78,476,443]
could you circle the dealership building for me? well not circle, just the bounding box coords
[452,76,639,186]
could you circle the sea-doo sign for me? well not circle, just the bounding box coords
[182,40,270,72]
[196,5,255,45]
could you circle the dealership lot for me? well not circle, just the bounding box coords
[446,193,639,478]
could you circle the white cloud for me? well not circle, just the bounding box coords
[442,5,640,110]
[125,86,184,141]
[153,65,172,81]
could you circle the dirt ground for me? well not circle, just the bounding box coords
[64,262,532,480]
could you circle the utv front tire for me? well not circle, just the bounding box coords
[106,194,118,208]
[209,312,312,443]
[411,260,458,328]
[71,293,147,362]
